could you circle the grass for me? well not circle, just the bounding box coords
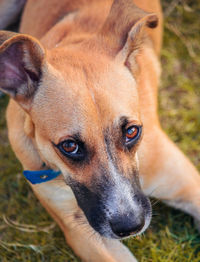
[0,0,200,261]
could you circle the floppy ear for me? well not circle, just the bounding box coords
[99,0,158,61]
[0,31,45,110]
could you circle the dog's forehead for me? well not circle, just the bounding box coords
[32,49,140,141]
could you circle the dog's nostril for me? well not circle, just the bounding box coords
[110,216,145,238]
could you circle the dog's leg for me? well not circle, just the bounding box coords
[139,127,200,229]
[0,0,26,29]
[31,179,137,262]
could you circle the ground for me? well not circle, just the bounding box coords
[0,0,200,261]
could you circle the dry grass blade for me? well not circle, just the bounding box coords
[164,0,181,16]
[3,215,56,233]
[165,22,196,58]
[0,239,43,253]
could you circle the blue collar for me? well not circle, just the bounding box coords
[23,169,61,184]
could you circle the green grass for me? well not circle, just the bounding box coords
[0,0,200,261]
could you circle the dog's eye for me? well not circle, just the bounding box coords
[61,140,79,154]
[55,138,86,161]
[125,126,140,143]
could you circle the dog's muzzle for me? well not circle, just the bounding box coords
[68,175,152,239]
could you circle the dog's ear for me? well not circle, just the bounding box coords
[99,0,158,62]
[0,31,45,110]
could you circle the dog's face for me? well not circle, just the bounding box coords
[30,48,151,238]
[0,0,158,239]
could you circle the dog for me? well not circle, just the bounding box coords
[0,0,200,261]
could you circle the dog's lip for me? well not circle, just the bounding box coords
[112,227,147,239]
[101,218,150,240]
[104,229,142,240]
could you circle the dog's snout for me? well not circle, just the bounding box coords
[69,175,152,238]
[109,213,145,238]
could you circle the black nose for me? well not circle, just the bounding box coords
[109,214,145,238]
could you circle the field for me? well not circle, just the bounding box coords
[0,0,200,261]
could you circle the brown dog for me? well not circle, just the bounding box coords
[0,0,200,261]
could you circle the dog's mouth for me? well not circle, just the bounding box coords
[68,177,152,239]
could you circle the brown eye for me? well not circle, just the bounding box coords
[55,137,86,161]
[62,140,79,154]
[126,126,139,142]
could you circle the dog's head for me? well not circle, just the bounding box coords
[0,0,158,239]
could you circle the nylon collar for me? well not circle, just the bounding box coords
[23,169,61,184]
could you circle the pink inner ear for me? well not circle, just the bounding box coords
[0,39,41,99]
[0,42,27,93]
[3,60,25,82]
